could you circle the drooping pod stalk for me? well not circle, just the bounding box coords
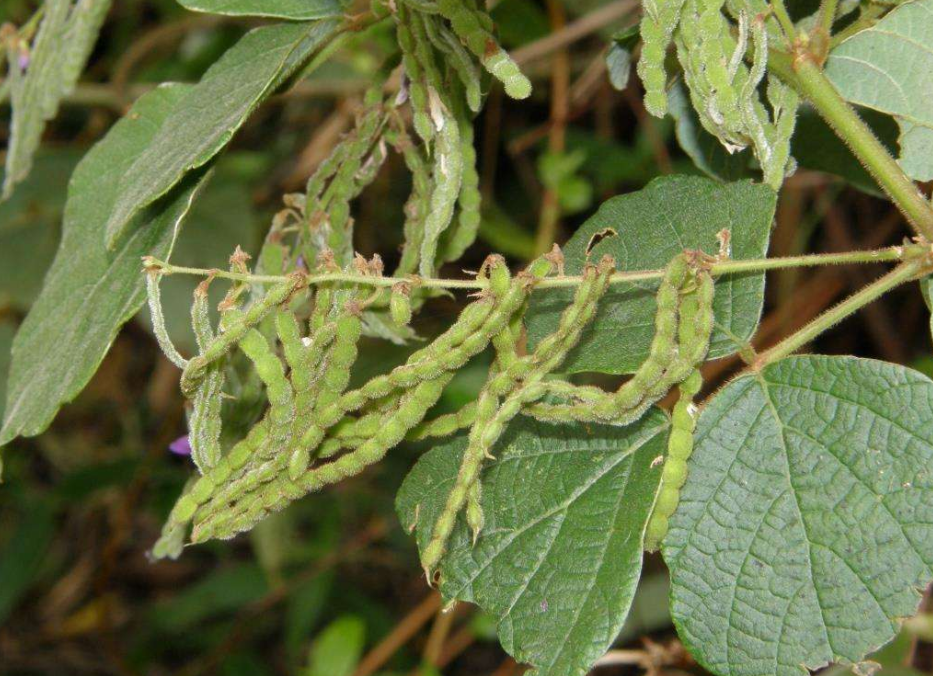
[395,2,436,145]
[188,283,224,473]
[180,273,307,396]
[192,372,455,543]
[421,258,614,575]
[435,0,532,99]
[146,270,188,369]
[288,298,364,479]
[637,0,688,116]
[644,368,702,552]
[524,253,714,425]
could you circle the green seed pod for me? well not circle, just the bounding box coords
[146,271,188,369]
[390,282,413,327]
[436,0,531,99]
[181,274,306,397]
[466,480,484,544]
[419,91,464,276]
[396,3,435,145]
[188,286,224,473]
[391,126,433,275]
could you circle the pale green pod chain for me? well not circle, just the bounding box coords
[637,0,689,116]
[524,254,714,425]
[408,11,465,277]
[288,297,365,479]
[180,273,307,396]
[145,270,188,369]
[422,14,483,113]
[644,369,703,551]
[435,0,532,99]
[191,256,548,543]
[151,476,198,560]
[421,259,614,575]
[239,329,296,446]
[439,84,481,266]
[192,372,455,543]
[762,75,800,190]
[395,2,435,145]
[389,124,433,276]
[188,283,224,473]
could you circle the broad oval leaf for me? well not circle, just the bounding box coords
[3,0,111,199]
[103,19,338,247]
[525,176,776,374]
[825,0,933,181]
[0,85,210,448]
[176,0,344,19]
[397,413,668,676]
[666,355,933,676]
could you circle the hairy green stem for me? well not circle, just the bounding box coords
[144,245,917,291]
[753,258,926,368]
[777,53,933,240]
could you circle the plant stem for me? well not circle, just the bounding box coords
[753,258,926,369]
[769,0,798,42]
[144,244,921,292]
[784,54,933,240]
[817,0,839,36]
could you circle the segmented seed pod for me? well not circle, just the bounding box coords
[644,368,702,552]
[637,0,688,116]
[390,282,413,327]
[390,126,433,276]
[181,274,306,396]
[188,285,224,473]
[146,271,188,369]
[396,3,436,144]
[419,90,464,276]
[424,16,483,112]
[440,89,482,264]
[239,329,295,443]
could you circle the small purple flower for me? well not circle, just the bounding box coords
[169,435,192,456]
[17,51,29,72]
[296,254,308,272]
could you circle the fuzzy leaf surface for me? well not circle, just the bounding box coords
[0,85,209,447]
[175,0,344,18]
[825,0,933,181]
[3,0,112,199]
[666,356,933,676]
[526,175,776,374]
[103,19,338,247]
[397,413,668,676]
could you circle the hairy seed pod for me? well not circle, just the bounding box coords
[428,18,483,113]
[440,94,482,263]
[275,310,305,375]
[396,3,435,144]
[391,126,433,275]
[466,480,484,544]
[181,274,306,396]
[637,0,688,116]
[419,91,464,276]
[239,329,295,439]
[146,271,188,369]
[408,401,477,440]
[188,285,224,473]
[436,0,531,99]
[390,282,413,327]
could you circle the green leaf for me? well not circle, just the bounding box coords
[103,19,339,248]
[303,615,367,676]
[396,413,668,676]
[825,0,933,181]
[525,176,776,374]
[0,150,83,310]
[176,0,344,19]
[0,84,210,448]
[2,0,112,199]
[0,319,15,422]
[666,355,933,676]
[605,25,640,93]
